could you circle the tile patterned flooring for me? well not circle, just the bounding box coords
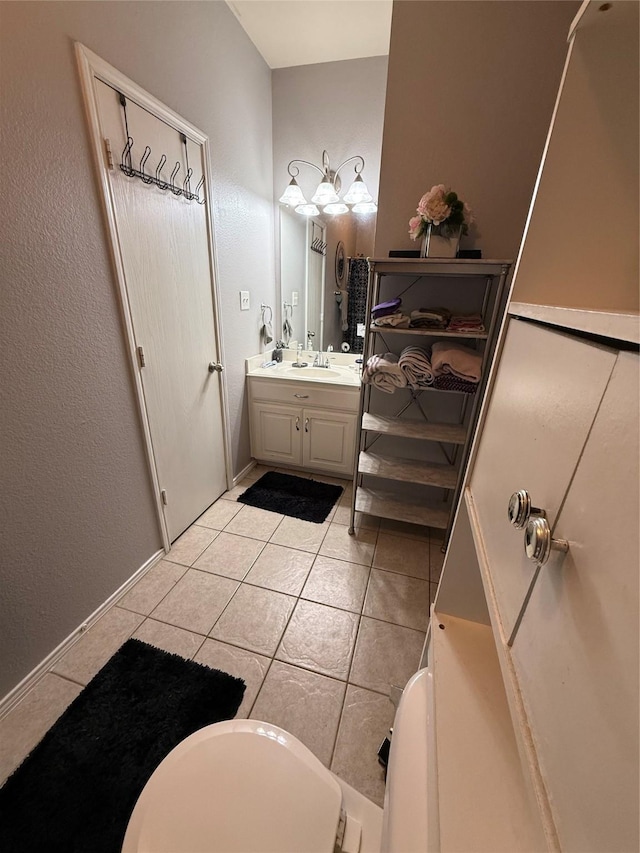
[0,466,445,807]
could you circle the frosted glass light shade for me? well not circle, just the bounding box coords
[352,201,378,213]
[311,178,339,205]
[295,203,320,216]
[279,178,307,206]
[323,202,349,215]
[343,174,373,204]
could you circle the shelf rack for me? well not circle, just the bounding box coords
[349,258,512,540]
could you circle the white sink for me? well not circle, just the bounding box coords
[282,367,344,379]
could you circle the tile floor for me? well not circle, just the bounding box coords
[0,465,445,807]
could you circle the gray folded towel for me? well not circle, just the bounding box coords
[399,346,434,387]
[362,353,408,394]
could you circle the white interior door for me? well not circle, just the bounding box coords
[93,78,227,542]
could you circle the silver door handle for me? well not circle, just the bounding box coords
[295,417,300,431]
[524,517,569,566]
[508,490,544,529]
[304,418,309,433]
[208,362,223,373]
[294,394,309,399]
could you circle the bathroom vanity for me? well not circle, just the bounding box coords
[246,352,360,477]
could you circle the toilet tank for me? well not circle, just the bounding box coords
[380,668,435,853]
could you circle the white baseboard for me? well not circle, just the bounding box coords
[233,459,256,486]
[0,548,165,719]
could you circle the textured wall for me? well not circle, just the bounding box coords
[0,1,274,698]
[375,1,579,260]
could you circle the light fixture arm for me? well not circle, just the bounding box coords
[333,155,365,182]
[286,151,365,184]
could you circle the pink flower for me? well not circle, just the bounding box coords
[408,215,423,241]
[417,184,451,226]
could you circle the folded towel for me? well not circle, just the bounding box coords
[399,346,434,387]
[362,353,408,394]
[373,312,410,328]
[408,307,451,330]
[433,375,478,394]
[431,341,483,383]
[447,314,485,332]
[372,298,401,320]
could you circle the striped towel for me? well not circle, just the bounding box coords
[398,346,434,387]
[431,341,482,383]
[361,353,408,394]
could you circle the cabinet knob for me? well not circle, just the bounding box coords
[524,517,569,566]
[508,489,544,529]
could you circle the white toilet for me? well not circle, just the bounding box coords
[122,668,432,853]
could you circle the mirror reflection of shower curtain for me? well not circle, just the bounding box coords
[344,257,369,353]
[306,220,325,349]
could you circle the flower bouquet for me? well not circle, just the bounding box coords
[409,185,473,257]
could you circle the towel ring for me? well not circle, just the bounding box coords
[260,304,273,324]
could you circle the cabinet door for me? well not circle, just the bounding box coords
[469,319,617,639]
[251,403,302,466]
[510,351,639,853]
[302,409,357,476]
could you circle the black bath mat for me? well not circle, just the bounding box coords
[0,639,245,853]
[239,471,344,523]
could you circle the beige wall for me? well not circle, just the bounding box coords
[0,1,274,698]
[375,1,579,260]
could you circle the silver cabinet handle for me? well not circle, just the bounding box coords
[294,394,309,399]
[524,517,569,566]
[295,417,300,431]
[305,417,309,433]
[508,489,544,529]
[208,362,224,373]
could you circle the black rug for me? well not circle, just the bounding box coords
[0,639,245,853]
[239,471,344,523]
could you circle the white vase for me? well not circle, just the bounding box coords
[420,224,460,258]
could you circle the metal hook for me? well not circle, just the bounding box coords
[183,167,193,198]
[139,146,153,184]
[195,176,206,205]
[155,154,168,190]
[169,162,181,195]
[120,137,134,176]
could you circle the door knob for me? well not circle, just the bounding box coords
[508,489,544,529]
[208,362,223,373]
[524,517,569,566]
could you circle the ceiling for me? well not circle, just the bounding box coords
[226,0,393,69]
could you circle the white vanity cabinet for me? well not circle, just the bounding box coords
[248,377,359,477]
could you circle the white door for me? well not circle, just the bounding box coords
[303,408,357,476]
[92,78,227,542]
[251,403,302,466]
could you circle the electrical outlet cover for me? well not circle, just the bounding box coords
[240,291,250,310]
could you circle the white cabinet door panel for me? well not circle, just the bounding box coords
[470,319,616,639]
[303,409,357,476]
[251,404,302,466]
[510,351,639,853]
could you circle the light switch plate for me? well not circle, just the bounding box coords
[292,291,299,306]
[240,291,250,311]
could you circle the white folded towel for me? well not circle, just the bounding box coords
[398,346,434,387]
[362,353,408,394]
[431,341,483,383]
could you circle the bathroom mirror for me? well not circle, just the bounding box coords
[279,207,376,352]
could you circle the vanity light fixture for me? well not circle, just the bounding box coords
[279,150,377,216]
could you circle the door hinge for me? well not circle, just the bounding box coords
[137,345,146,368]
[161,489,168,506]
[103,137,114,170]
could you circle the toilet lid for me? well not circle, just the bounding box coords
[122,719,343,853]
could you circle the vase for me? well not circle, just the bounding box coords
[420,224,460,258]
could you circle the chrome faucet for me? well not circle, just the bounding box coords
[313,344,333,368]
